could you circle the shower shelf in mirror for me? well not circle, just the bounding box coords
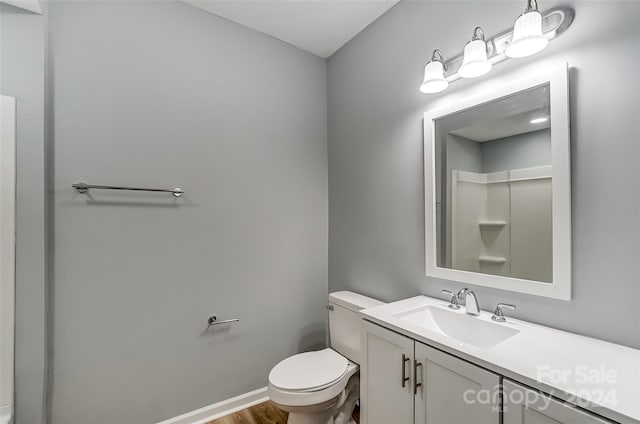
[478,256,507,264]
[478,220,507,228]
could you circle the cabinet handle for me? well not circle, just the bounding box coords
[401,354,410,388]
[413,360,422,395]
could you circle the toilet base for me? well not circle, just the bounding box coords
[275,373,360,424]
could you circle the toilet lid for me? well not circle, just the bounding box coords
[269,348,348,391]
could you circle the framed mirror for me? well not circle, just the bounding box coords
[424,63,571,300]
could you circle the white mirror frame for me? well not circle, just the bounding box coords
[424,63,571,300]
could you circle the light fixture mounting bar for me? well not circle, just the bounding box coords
[443,6,573,83]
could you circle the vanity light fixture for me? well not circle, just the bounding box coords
[417,2,573,94]
[458,27,492,79]
[530,117,549,124]
[505,0,549,58]
[420,49,448,94]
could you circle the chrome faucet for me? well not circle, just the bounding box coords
[442,288,469,310]
[464,290,480,316]
[456,288,469,304]
[442,289,460,309]
[491,303,516,322]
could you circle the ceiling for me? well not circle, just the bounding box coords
[180,0,399,58]
[439,84,551,142]
[449,110,550,142]
[0,0,41,14]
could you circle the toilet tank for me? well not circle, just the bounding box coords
[328,291,384,365]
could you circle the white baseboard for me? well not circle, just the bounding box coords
[156,387,269,424]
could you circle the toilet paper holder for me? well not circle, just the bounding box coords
[207,315,240,326]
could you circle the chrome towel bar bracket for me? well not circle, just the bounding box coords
[207,316,240,326]
[72,181,184,197]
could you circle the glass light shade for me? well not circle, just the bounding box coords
[420,61,448,94]
[458,39,492,79]
[505,11,549,58]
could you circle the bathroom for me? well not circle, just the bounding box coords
[0,0,639,423]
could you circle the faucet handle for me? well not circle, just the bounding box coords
[456,288,469,305]
[491,303,516,322]
[442,290,460,310]
[456,288,469,299]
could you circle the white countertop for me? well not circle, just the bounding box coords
[361,295,640,424]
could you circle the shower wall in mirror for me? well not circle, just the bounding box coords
[436,84,552,283]
[424,64,571,300]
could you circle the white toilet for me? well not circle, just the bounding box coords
[268,291,384,424]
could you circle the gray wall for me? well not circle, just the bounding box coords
[439,134,482,266]
[445,134,483,174]
[0,4,48,424]
[481,129,551,173]
[327,0,640,349]
[49,2,327,423]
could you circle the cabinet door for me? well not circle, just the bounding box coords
[361,320,414,424]
[503,380,614,424]
[414,342,500,424]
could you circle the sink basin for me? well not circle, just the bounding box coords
[393,305,520,349]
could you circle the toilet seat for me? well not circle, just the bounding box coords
[268,349,359,408]
[269,348,348,392]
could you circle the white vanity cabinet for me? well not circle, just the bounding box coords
[361,320,414,424]
[361,320,617,424]
[360,296,638,423]
[503,380,613,424]
[414,342,500,424]
[361,320,500,424]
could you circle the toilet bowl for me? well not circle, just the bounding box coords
[268,291,384,424]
